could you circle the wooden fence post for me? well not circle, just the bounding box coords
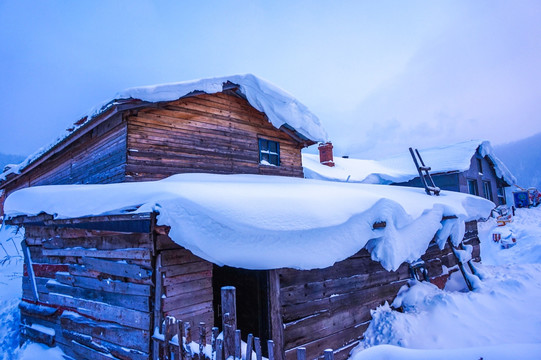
[164,316,175,360]
[175,320,184,360]
[267,340,275,360]
[221,286,237,359]
[211,327,219,355]
[184,321,192,360]
[246,334,253,360]
[235,329,242,360]
[199,322,206,360]
[296,347,306,360]
[216,339,224,360]
[254,337,262,360]
[324,349,334,360]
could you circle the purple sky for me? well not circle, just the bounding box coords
[1,1,540,159]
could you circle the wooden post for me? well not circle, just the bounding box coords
[164,316,175,360]
[246,334,253,360]
[234,329,242,360]
[216,339,224,360]
[184,321,192,360]
[21,241,39,302]
[221,286,237,359]
[152,254,164,360]
[324,349,334,360]
[267,340,275,360]
[175,320,184,360]
[199,322,206,360]
[211,327,219,354]
[268,271,284,360]
[296,347,306,360]
[254,338,262,360]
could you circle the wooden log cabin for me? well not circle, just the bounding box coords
[8,211,481,360]
[0,74,326,213]
[1,75,486,360]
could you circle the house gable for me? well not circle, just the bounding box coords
[125,91,306,181]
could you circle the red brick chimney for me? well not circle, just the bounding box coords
[318,142,335,167]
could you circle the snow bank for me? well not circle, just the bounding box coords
[4,173,493,271]
[0,74,327,181]
[303,140,516,185]
[354,206,541,359]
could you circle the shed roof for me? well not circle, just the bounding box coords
[5,173,493,271]
[1,74,328,182]
[303,140,516,186]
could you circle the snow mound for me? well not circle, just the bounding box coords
[4,173,493,271]
[303,140,516,185]
[0,74,327,181]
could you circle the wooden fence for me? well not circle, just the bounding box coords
[153,287,337,360]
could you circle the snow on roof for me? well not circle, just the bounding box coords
[304,140,516,185]
[0,74,327,181]
[4,173,493,271]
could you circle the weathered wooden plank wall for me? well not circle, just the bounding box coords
[277,221,480,360]
[125,92,304,181]
[155,232,214,331]
[20,224,154,360]
[1,117,127,207]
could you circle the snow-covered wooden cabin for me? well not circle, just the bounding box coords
[304,140,516,206]
[1,75,494,360]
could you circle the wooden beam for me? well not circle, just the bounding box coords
[269,270,285,360]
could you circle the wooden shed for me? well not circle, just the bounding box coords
[9,210,481,360]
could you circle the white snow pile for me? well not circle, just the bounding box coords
[0,74,327,181]
[351,206,541,360]
[303,139,517,185]
[4,173,493,271]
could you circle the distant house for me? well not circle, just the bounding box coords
[2,75,493,360]
[303,140,516,206]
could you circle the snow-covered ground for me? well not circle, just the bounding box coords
[351,206,541,360]
[1,207,541,359]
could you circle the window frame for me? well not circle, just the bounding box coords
[477,158,483,174]
[468,179,479,196]
[483,180,493,201]
[258,138,280,166]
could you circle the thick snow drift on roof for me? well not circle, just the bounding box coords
[303,140,516,185]
[0,74,327,181]
[5,174,493,271]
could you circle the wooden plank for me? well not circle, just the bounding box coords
[41,232,152,250]
[153,253,164,360]
[60,312,150,353]
[164,277,212,297]
[46,280,150,312]
[161,248,203,267]
[162,261,212,278]
[55,272,151,296]
[162,287,213,313]
[48,293,150,330]
[269,270,285,360]
[43,248,151,260]
[80,257,152,280]
[22,241,39,302]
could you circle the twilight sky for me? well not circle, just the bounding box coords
[1,1,540,159]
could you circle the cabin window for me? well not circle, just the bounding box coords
[477,158,483,174]
[468,179,479,196]
[483,181,493,201]
[259,138,280,166]
[497,186,506,204]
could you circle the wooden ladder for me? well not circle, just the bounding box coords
[409,147,440,196]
